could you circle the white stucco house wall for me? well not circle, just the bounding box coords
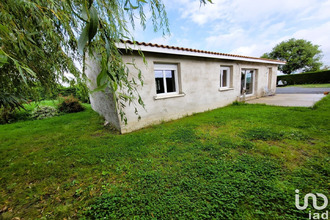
[87,41,285,133]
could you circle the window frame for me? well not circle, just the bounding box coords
[220,66,232,89]
[154,63,179,96]
[241,69,255,96]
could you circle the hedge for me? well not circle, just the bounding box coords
[277,70,330,85]
[56,86,77,97]
[30,86,90,103]
[56,86,90,103]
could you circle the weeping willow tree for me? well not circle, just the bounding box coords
[0,0,211,120]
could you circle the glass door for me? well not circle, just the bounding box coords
[241,70,254,95]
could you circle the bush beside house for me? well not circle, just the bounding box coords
[57,95,85,113]
[56,84,90,103]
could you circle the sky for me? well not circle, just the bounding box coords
[131,0,330,67]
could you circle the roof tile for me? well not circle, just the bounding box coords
[121,40,285,64]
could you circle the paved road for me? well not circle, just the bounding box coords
[276,87,329,94]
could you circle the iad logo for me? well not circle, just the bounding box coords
[295,189,328,219]
[295,189,328,210]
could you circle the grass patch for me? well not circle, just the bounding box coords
[242,127,286,141]
[85,155,287,219]
[242,127,308,141]
[0,96,329,219]
[284,83,330,88]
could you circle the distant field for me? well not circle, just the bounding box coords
[1,96,329,219]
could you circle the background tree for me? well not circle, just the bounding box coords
[0,0,212,120]
[321,65,330,70]
[261,38,323,74]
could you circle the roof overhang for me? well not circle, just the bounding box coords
[117,42,285,65]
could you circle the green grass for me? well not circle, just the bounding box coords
[284,83,330,88]
[0,96,329,219]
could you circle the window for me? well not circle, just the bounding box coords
[154,64,178,95]
[220,66,231,88]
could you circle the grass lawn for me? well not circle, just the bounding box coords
[0,96,329,219]
[284,83,330,88]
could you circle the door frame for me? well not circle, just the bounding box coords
[240,69,255,96]
[267,67,272,90]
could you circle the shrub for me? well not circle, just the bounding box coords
[57,95,84,113]
[0,108,17,124]
[0,93,26,124]
[31,106,58,120]
[75,83,90,103]
[54,84,90,103]
[59,86,77,96]
[232,101,247,106]
[277,70,330,85]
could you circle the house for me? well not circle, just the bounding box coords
[86,41,285,133]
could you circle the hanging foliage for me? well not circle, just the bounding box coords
[0,0,211,121]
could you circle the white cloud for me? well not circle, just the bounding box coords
[229,0,317,23]
[176,0,320,26]
[259,22,286,39]
[229,35,289,57]
[178,0,229,25]
[205,27,245,49]
[299,0,330,21]
[231,45,259,56]
[139,0,330,66]
[205,21,287,54]
[293,21,330,65]
[197,0,330,65]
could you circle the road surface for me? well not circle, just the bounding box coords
[276,87,329,94]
